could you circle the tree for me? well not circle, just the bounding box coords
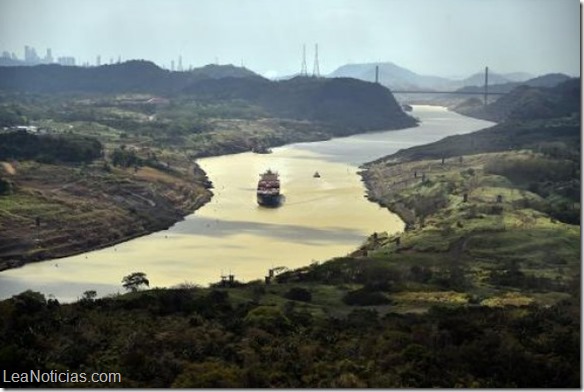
[122,272,150,292]
[0,178,12,195]
[172,361,243,388]
[81,290,97,301]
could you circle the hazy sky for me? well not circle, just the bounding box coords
[0,0,580,78]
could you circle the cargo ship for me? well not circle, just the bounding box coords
[257,169,281,207]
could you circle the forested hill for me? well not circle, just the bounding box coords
[0,60,260,94]
[453,73,571,95]
[184,76,416,130]
[0,61,416,131]
[453,77,580,123]
[383,78,580,163]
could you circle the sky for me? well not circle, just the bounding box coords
[0,0,580,78]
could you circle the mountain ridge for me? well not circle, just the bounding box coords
[328,61,567,92]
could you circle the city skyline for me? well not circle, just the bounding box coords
[1,44,200,70]
[0,0,579,78]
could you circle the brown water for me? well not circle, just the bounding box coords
[0,106,494,301]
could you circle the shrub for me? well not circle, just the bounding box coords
[343,288,391,306]
[284,287,312,302]
[0,178,12,195]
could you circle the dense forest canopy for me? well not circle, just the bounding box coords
[0,61,416,132]
[0,131,102,163]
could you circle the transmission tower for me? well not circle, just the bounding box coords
[483,66,489,106]
[300,44,308,76]
[312,43,320,77]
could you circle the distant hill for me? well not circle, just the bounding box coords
[328,62,453,90]
[458,71,512,87]
[184,75,417,132]
[390,78,581,162]
[0,61,416,133]
[454,73,572,95]
[502,72,535,82]
[188,64,260,79]
[328,62,540,91]
[0,60,263,94]
[453,77,580,122]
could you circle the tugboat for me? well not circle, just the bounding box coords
[257,169,281,207]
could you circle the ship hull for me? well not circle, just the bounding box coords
[257,193,281,207]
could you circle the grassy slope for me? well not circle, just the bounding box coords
[0,160,211,270]
[357,150,579,310]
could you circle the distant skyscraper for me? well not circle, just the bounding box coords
[24,45,40,64]
[117,55,121,64]
[178,56,183,71]
[44,48,53,64]
[57,56,75,66]
[171,60,175,71]
[96,55,101,66]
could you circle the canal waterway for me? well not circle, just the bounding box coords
[0,106,494,301]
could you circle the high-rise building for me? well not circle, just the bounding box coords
[171,60,175,71]
[96,55,101,66]
[178,56,183,72]
[57,56,75,66]
[24,45,41,64]
[44,48,53,64]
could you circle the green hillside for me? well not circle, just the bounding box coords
[0,76,579,388]
[0,61,416,132]
[453,78,580,122]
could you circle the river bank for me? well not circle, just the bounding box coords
[0,109,420,272]
[0,161,213,272]
[0,106,496,301]
[355,115,580,309]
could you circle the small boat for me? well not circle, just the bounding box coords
[313,171,321,178]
